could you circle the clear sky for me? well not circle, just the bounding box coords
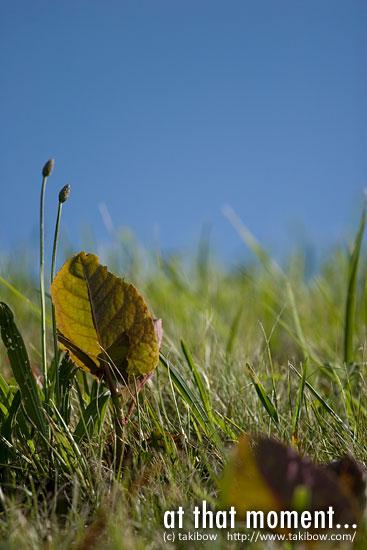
[1,1,366,264]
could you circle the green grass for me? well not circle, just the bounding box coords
[1,203,367,548]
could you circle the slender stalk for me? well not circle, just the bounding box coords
[40,159,54,403]
[51,184,70,409]
[51,202,62,408]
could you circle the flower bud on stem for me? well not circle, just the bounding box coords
[40,159,55,404]
[51,183,71,409]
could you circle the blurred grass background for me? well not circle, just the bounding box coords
[1,214,367,549]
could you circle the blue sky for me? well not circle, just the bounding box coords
[1,1,366,265]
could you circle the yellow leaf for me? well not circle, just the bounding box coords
[220,435,280,517]
[50,252,159,383]
[220,435,362,531]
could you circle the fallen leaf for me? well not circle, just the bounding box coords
[221,435,364,531]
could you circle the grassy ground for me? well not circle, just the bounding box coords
[0,216,367,549]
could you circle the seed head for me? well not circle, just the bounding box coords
[42,158,54,177]
[59,184,70,203]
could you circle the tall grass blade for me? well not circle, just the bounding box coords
[292,362,307,442]
[73,389,110,444]
[212,411,237,439]
[247,363,279,425]
[196,222,211,293]
[223,207,318,368]
[289,363,354,439]
[0,390,21,467]
[1,389,21,443]
[0,276,51,321]
[344,201,367,364]
[0,373,12,412]
[52,406,93,487]
[58,353,77,423]
[159,355,222,447]
[286,281,309,363]
[223,205,283,278]
[145,400,178,457]
[0,302,48,439]
[226,301,245,356]
[181,340,211,418]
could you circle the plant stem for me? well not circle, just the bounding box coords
[103,363,125,473]
[51,201,63,409]
[40,174,49,402]
[111,392,125,474]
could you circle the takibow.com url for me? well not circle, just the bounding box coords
[227,530,357,543]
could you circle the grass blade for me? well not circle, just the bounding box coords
[292,362,307,442]
[0,373,12,412]
[0,276,52,323]
[289,363,354,439]
[247,363,279,425]
[0,302,48,439]
[226,300,245,356]
[58,353,77,423]
[181,340,211,418]
[51,405,93,487]
[159,354,222,448]
[73,389,110,444]
[223,205,283,278]
[344,201,367,364]
[285,281,309,364]
[1,389,21,442]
